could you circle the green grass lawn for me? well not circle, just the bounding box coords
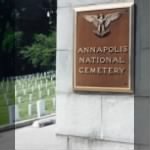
[0,74,55,126]
[0,106,9,125]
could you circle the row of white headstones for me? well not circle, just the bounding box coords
[8,98,56,124]
[1,71,55,93]
[0,71,56,125]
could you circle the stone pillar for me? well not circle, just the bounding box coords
[134,0,150,150]
[56,0,135,149]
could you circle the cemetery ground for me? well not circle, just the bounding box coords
[0,71,56,127]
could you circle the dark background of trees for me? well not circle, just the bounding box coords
[0,0,56,79]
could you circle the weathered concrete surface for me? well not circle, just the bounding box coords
[56,0,134,147]
[15,125,67,150]
[65,135,134,150]
[58,0,132,8]
[0,130,14,150]
[134,0,150,150]
[0,125,134,150]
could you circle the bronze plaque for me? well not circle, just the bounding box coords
[73,3,134,93]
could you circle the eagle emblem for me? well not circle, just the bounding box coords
[84,12,122,37]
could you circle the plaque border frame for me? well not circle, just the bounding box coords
[73,2,134,93]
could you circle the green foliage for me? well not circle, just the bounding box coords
[21,32,56,70]
[0,107,9,125]
[2,31,23,54]
[15,32,24,49]
[0,0,57,76]
[2,31,14,54]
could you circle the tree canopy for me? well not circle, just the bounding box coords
[0,0,56,78]
[21,32,56,71]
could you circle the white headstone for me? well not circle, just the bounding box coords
[6,84,9,92]
[15,90,18,97]
[37,100,45,118]
[50,75,53,81]
[23,89,26,95]
[35,81,37,87]
[40,80,43,86]
[1,80,4,88]
[46,79,48,88]
[4,94,9,105]
[17,97,21,104]
[38,85,41,90]
[28,103,33,116]
[39,91,42,99]
[47,89,50,96]
[15,84,17,90]
[29,94,32,102]
[52,97,56,108]
[32,86,34,92]
[8,105,20,124]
